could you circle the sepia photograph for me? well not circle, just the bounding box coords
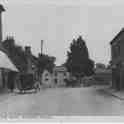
[0,0,124,122]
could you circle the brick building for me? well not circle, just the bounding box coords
[110,28,124,90]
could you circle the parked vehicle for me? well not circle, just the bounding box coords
[17,73,40,93]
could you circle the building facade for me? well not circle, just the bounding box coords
[110,28,124,90]
[41,70,54,88]
[53,66,70,87]
[41,66,70,87]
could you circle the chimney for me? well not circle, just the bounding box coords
[41,40,43,54]
[0,4,5,42]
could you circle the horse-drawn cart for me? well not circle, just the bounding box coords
[17,73,40,93]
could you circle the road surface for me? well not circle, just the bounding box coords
[0,87,124,118]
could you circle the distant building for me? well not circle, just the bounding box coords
[41,70,54,88]
[110,28,124,90]
[53,66,70,87]
[41,66,70,87]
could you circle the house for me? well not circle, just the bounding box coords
[41,69,54,88]
[0,5,19,90]
[41,66,70,88]
[0,50,18,89]
[53,66,70,87]
[110,28,124,90]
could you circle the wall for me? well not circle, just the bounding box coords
[42,70,54,87]
[120,37,124,60]
[93,72,112,85]
[53,71,69,87]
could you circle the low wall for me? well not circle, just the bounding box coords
[93,72,112,85]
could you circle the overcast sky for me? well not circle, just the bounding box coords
[1,0,124,65]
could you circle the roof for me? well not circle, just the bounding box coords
[0,50,19,72]
[110,28,124,45]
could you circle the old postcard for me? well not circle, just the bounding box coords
[0,0,123,122]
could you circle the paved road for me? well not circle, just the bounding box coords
[0,87,124,117]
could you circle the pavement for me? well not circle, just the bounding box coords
[92,84,124,101]
[103,87,124,101]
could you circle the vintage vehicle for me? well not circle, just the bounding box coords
[17,72,40,93]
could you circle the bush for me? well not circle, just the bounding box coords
[65,78,77,87]
[81,76,94,87]
[94,76,105,82]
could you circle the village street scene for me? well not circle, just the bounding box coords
[0,1,124,118]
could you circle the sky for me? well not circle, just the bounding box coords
[1,0,124,65]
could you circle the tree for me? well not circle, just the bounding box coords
[37,53,56,74]
[65,36,94,84]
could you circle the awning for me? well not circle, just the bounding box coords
[0,51,19,72]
